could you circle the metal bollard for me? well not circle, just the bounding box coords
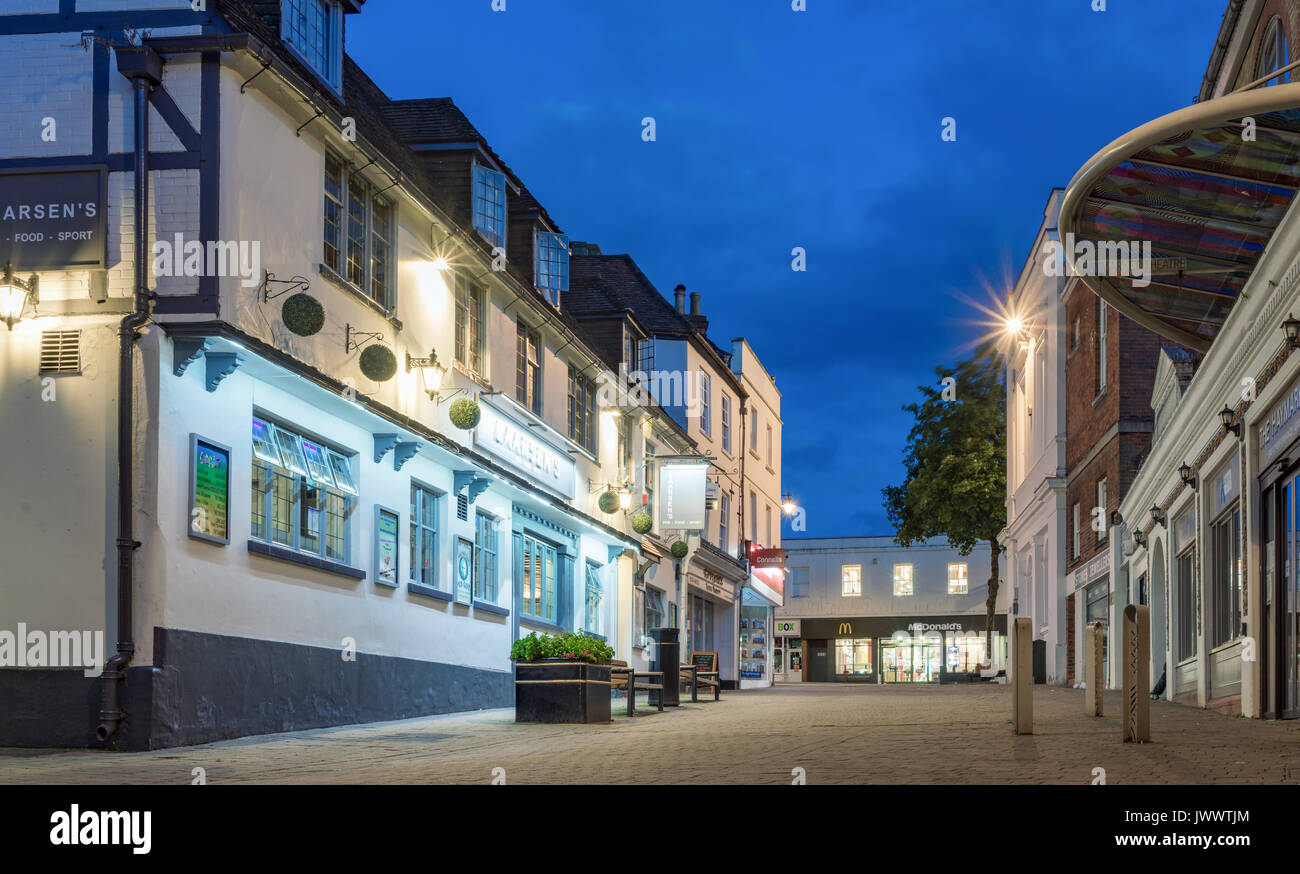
[1122,604,1150,743]
[1013,617,1032,735]
[1085,621,1103,717]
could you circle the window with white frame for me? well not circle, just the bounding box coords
[474,512,498,602]
[842,564,862,596]
[622,324,637,371]
[584,561,605,638]
[473,163,506,249]
[721,394,731,453]
[948,562,968,594]
[719,492,730,553]
[535,230,569,307]
[750,490,758,540]
[791,566,809,597]
[516,319,542,414]
[750,408,759,452]
[699,372,712,436]
[568,364,597,453]
[250,416,356,564]
[454,273,486,377]
[409,484,442,590]
[281,0,341,90]
[520,533,558,623]
[323,151,393,308]
[1072,503,1081,560]
[766,424,773,466]
[1096,477,1108,543]
[893,563,914,596]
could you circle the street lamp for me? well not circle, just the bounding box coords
[1219,404,1241,438]
[0,263,38,331]
[1283,313,1300,349]
[406,350,447,400]
[781,493,797,515]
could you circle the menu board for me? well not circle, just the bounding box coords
[188,434,230,545]
[691,651,718,673]
[374,506,399,586]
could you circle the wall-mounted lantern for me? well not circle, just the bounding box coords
[0,263,38,331]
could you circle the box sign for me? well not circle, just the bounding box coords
[751,547,786,568]
[659,462,708,530]
[188,434,230,545]
[773,619,801,636]
[474,401,575,499]
[0,167,107,269]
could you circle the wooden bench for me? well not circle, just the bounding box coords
[608,660,664,717]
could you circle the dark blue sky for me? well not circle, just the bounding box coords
[347,0,1226,537]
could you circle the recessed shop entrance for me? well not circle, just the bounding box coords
[807,639,831,682]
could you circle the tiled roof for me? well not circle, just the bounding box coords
[381,98,480,143]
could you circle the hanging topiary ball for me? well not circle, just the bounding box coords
[359,344,397,381]
[449,397,481,430]
[670,540,688,559]
[597,490,619,514]
[281,293,324,336]
[630,511,652,535]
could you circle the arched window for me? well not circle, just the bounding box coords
[1257,15,1290,85]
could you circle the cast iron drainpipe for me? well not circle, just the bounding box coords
[97,46,162,745]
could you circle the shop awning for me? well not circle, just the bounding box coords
[1059,82,1300,353]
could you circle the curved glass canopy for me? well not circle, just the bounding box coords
[1059,83,1300,353]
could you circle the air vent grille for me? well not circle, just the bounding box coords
[457,493,469,521]
[39,330,81,374]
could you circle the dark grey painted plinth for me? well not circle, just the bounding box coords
[1,627,513,750]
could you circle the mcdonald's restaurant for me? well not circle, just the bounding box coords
[794,615,1009,684]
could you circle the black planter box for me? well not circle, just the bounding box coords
[514,659,612,724]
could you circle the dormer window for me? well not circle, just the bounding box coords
[282,0,343,91]
[473,164,507,249]
[535,230,568,307]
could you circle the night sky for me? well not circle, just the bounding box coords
[347,0,1226,537]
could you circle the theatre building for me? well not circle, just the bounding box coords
[776,537,1008,683]
[1057,0,1300,717]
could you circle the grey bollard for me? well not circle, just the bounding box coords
[1122,604,1150,743]
[1013,617,1032,734]
[1085,621,1103,717]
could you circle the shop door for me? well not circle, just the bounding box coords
[1282,475,1300,717]
[807,639,831,682]
[881,640,941,683]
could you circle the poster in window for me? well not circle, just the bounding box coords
[374,505,399,587]
[188,434,230,546]
[455,536,474,605]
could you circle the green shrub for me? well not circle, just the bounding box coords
[670,540,688,559]
[359,344,397,381]
[597,490,619,514]
[630,511,652,534]
[510,631,613,664]
[281,293,325,336]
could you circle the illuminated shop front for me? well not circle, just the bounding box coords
[797,616,1007,684]
[739,566,784,689]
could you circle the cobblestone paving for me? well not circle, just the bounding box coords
[3,683,1300,785]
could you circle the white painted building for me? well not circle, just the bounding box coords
[999,189,1070,683]
[0,0,772,747]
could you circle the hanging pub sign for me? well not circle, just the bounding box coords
[0,166,108,269]
[188,434,230,545]
[750,547,787,568]
[659,462,708,530]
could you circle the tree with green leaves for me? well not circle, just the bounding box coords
[883,343,1006,656]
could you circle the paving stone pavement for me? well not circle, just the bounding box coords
[3,683,1300,785]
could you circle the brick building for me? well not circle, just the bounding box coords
[1062,277,1177,687]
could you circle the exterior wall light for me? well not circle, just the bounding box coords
[0,263,38,330]
[1283,313,1300,349]
[1178,462,1197,489]
[619,488,632,511]
[407,350,447,399]
[1219,404,1241,438]
[1109,510,1123,527]
[1133,529,1146,547]
[781,493,797,515]
[1149,504,1166,527]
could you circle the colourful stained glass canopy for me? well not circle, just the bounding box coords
[1059,83,1300,353]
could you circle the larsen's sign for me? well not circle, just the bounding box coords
[0,167,107,269]
[474,401,575,499]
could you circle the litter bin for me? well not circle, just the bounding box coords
[649,626,680,707]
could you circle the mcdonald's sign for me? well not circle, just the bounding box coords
[837,622,853,635]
